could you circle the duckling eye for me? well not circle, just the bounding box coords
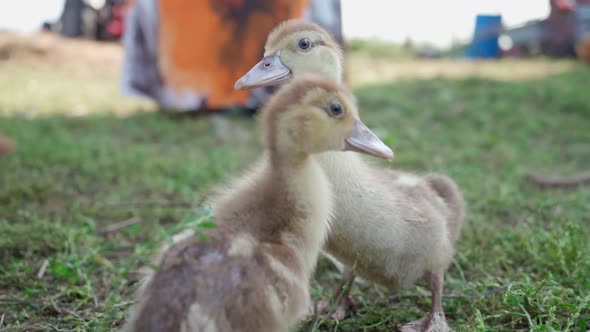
[328,102,344,117]
[297,38,311,50]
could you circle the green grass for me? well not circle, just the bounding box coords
[1,58,590,331]
[347,38,415,59]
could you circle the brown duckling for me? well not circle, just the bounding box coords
[236,20,465,332]
[120,74,393,332]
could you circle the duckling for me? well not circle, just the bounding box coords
[121,75,393,332]
[236,20,465,331]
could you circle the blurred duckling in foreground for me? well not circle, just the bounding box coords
[121,75,393,332]
[236,20,465,332]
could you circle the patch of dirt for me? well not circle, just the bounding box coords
[0,31,122,67]
[349,55,578,85]
[0,132,15,156]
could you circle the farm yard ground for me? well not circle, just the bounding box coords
[1,33,589,331]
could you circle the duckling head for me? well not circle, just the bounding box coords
[235,20,343,90]
[261,74,393,162]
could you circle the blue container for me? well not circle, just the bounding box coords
[467,15,503,58]
[575,5,590,42]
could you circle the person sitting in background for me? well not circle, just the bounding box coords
[121,0,343,113]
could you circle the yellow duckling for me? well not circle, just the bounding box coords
[121,74,393,332]
[236,20,465,332]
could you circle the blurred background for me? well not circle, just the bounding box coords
[1,0,589,115]
[0,1,589,331]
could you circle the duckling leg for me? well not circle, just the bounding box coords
[315,267,357,321]
[333,267,358,317]
[398,270,449,332]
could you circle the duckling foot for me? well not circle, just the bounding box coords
[398,312,449,332]
[315,291,357,321]
[399,270,449,332]
[315,267,358,320]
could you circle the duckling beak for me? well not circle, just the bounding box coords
[345,120,394,160]
[235,50,292,90]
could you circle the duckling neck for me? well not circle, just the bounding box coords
[267,154,334,275]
